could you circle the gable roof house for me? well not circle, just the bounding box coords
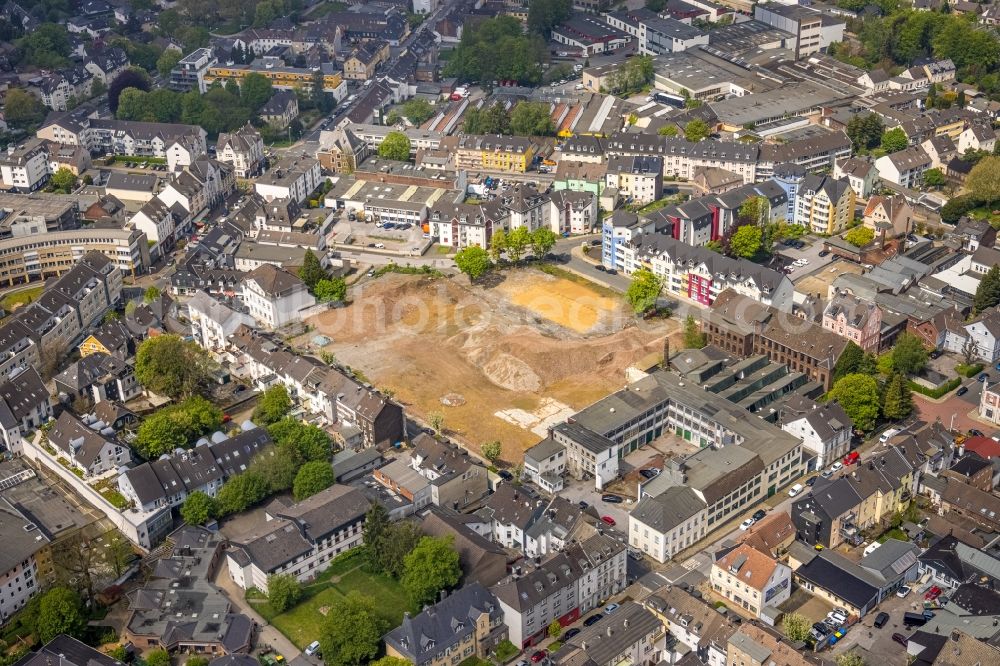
[420,509,509,588]
[383,583,509,666]
[47,410,131,477]
[0,367,51,451]
[240,263,317,329]
[54,351,141,405]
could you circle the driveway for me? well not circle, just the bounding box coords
[213,564,301,658]
[773,236,835,281]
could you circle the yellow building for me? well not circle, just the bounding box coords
[794,174,856,235]
[206,59,343,93]
[455,135,537,173]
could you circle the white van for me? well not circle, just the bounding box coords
[305,641,321,656]
[863,541,882,557]
[787,483,804,497]
[879,428,900,445]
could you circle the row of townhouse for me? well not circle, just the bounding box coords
[427,187,598,249]
[225,326,405,448]
[0,138,93,192]
[117,425,272,514]
[36,110,207,170]
[225,484,369,593]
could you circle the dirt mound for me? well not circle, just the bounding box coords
[478,351,543,392]
[440,393,466,406]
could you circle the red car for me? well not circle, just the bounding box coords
[843,451,860,466]
[601,515,616,526]
[924,586,942,601]
[531,651,547,663]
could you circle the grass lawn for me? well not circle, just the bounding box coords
[0,285,44,313]
[878,527,910,543]
[247,551,415,649]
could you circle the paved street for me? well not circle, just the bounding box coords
[914,373,994,434]
[213,565,301,659]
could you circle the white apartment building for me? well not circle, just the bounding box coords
[255,156,322,203]
[0,503,42,624]
[874,146,931,188]
[605,155,663,205]
[129,198,175,247]
[0,140,51,193]
[629,487,707,563]
[216,125,265,178]
[240,264,317,329]
[779,395,852,471]
[186,290,254,351]
[226,484,369,593]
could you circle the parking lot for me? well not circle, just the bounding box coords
[329,213,429,256]
[772,236,836,281]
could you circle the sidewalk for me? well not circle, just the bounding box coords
[213,564,301,658]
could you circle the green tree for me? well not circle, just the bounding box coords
[363,503,392,573]
[108,68,151,113]
[401,99,434,125]
[548,619,563,639]
[683,314,706,349]
[253,385,292,425]
[844,226,875,248]
[314,277,347,302]
[4,89,46,130]
[241,72,274,111]
[378,131,411,161]
[684,119,711,142]
[267,419,332,463]
[625,268,662,315]
[882,372,913,420]
[506,227,531,263]
[781,612,812,642]
[658,124,679,137]
[880,127,909,153]
[738,196,769,226]
[836,652,866,666]
[252,449,299,494]
[156,48,183,77]
[891,332,928,376]
[922,168,946,189]
[135,335,216,398]
[116,87,151,120]
[966,156,1000,204]
[48,167,77,194]
[402,536,462,607]
[488,229,507,264]
[143,286,161,303]
[293,461,336,501]
[455,246,492,281]
[267,573,303,613]
[464,102,511,135]
[186,658,209,666]
[319,592,388,666]
[481,440,502,464]
[429,411,445,435]
[108,646,129,661]
[146,650,170,666]
[509,101,556,136]
[729,225,763,259]
[846,113,884,151]
[134,396,223,458]
[17,23,71,68]
[180,491,217,525]
[974,265,1000,314]
[216,470,270,515]
[443,17,544,86]
[527,0,572,37]
[830,373,880,431]
[833,341,865,382]
[369,658,412,666]
[298,249,327,289]
[529,227,558,258]
[35,587,85,643]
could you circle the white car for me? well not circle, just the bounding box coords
[739,517,755,530]
[374,243,385,249]
[827,611,848,625]
[897,585,912,598]
[787,483,804,497]
[831,461,844,472]
[305,641,321,656]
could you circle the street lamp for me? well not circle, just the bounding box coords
[950,413,957,431]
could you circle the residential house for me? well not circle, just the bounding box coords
[629,486,707,564]
[259,90,299,130]
[421,509,509,588]
[254,155,321,203]
[734,512,796,559]
[47,410,131,477]
[959,309,1000,363]
[957,123,997,154]
[343,41,389,80]
[548,189,597,235]
[550,601,666,666]
[863,195,913,239]
[791,446,914,549]
[169,48,218,93]
[187,291,255,351]
[409,434,490,510]
[711,544,792,619]
[779,394,853,471]
[918,534,1000,590]
[84,47,128,84]
[0,139,50,193]
[225,484,368,592]
[55,352,140,405]
[951,216,997,251]
[455,135,536,173]
[644,585,736,666]
[937,477,1000,532]
[726,623,813,666]
[874,146,931,188]
[124,526,254,654]
[823,290,882,353]
[216,125,265,179]
[605,155,663,205]
[240,263,317,329]
[858,538,922,596]
[383,583,508,666]
[920,135,957,170]
[793,175,855,235]
[0,368,51,451]
[943,451,995,491]
[523,437,567,494]
[833,157,878,198]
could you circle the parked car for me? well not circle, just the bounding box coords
[969,428,985,437]
[740,517,755,530]
[892,633,909,646]
[497,470,513,481]
[578,501,589,510]
[602,494,624,504]
[874,612,889,628]
[831,461,844,472]
[827,610,848,625]
[924,585,942,601]
[843,451,860,466]
[601,515,616,526]
[929,349,942,359]
[806,476,818,486]
[979,372,990,381]
[604,603,620,614]
[584,614,603,627]
[811,622,831,636]
[752,509,767,521]
[818,249,830,257]
[639,469,658,479]
[821,468,834,478]
[896,585,912,598]
[530,651,547,663]
[305,642,321,657]
[374,243,385,249]
[563,628,580,639]
[595,264,607,272]
[787,483,804,497]
[957,386,969,396]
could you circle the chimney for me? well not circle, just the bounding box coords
[662,336,670,369]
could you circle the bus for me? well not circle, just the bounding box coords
[648,91,686,109]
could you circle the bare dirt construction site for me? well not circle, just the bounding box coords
[306,268,678,460]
